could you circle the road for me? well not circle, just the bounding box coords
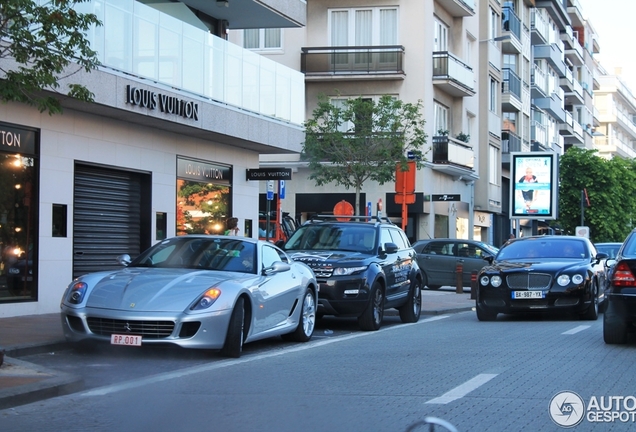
[2,310,636,431]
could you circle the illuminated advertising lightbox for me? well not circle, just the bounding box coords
[510,152,558,220]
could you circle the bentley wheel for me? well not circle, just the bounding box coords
[358,281,384,331]
[282,288,316,342]
[476,302,497,321]
[581,285,599,321]
[399,279,422,323]
[220,297,245,358]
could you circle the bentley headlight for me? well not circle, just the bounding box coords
[557,275,571,286]
[480,276,490,286]
[333,266,368,276]
[490,275,502,287]
[571,274,584,285]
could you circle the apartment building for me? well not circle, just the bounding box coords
[0,0,306,317]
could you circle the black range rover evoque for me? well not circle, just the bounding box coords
[279,215,423,331]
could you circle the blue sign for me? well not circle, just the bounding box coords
[279,180,286,199]
[267,181,274,201]
[367,201,372,216]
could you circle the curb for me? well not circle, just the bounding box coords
[0,356,83,411]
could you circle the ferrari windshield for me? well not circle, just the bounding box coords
[129,237,256,273]
[496,238,589,260]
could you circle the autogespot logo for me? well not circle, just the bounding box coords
[549,391,585,428]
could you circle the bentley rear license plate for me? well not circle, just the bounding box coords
[111,334,142,346]
[512,291,544,299]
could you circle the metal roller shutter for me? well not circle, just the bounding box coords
[73,164,142,278]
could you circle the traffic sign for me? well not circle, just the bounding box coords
[266,180,274,200]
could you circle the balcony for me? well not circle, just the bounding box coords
[559,111,584,145]
[181,0,306,28]
[534,91,566,122]
[562,75,584,106]
[432,52,475,97]
[301,46,405,81]
[594,136,636,159]
[531,9,549,45]
[431,135,475,177]
[76,0,305,125]
[531,120,547,147]
[561,29,584,67]
[437,0,475,17]
[502,6,522,54]
[536,0,570,29]
[502,68,522,112]
[501,130,522,164]
[531,65,548,98]
[533,43,566,77]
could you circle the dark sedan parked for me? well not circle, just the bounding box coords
[476,236,608,321]
[603,230,636,343]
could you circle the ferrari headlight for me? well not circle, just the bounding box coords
[557,275,571,286]
[333,266,368,276]
[572,274,584,285]
[490,275,502,287]
[67,281,88,304]
[191,288,221,310]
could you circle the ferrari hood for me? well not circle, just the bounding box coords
[83,267,251,312]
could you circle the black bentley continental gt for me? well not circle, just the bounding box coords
[475,236,608,321]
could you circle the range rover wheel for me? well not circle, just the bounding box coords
[358,281,384,331]
[399,279,422,323]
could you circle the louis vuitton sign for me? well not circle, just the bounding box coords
[125,85,199,121]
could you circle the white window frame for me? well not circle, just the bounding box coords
[489,77,497,112]
[489,145,500,185]
[434,18,448,51]
[328,7,398,47]
[434,102,449,134]
[243,28,283,50]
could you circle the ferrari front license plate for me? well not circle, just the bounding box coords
[512,291,544,299]
[110,334,142,346]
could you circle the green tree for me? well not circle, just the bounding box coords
[558,147,636,242]
[0,0,101,115]
[302,95,427,215]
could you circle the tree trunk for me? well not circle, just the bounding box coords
[355,185,361,216]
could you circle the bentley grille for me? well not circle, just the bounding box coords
[506,273,552,290]
[87,317,175,339]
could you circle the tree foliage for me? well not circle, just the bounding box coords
[0,0,101,114]
[558,147,636,242]
[302,95,427,214]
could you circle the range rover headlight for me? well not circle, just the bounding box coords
[333,266,368,276]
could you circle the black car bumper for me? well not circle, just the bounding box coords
[316,276,372,317]
[478,286,593,314]
[606,292,636,320]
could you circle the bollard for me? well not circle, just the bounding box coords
[470,271,478,300]
[455,263,463,294]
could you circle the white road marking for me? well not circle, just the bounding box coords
[425,373,499,405]
[81,315,452,397]
[561,325,590,335]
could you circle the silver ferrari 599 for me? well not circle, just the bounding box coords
[60,235,318,358]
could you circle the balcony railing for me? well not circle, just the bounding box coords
[73,0,305,125]
[501,130,522,153]
[432,51,475,96]
[502,6,521,41]
[503,68,521,99]
[531,9,549,44]
[431,135,474,169]
[301,46,405,76]
[531,121,547,146]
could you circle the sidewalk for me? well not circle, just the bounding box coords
[0,288,475,410]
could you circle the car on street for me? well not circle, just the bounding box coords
[603,230,636,343]
[475,235,608,321]
[60,235,318,358]
[594,242,622,312]
[279,215,422,331]
[412,238,498,290]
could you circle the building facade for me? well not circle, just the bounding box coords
[0,0,306,317]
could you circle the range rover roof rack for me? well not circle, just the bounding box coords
[306,214,395,225]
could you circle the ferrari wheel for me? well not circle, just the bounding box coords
[220,297,245,358]
[358,281,384,331]
[282,288,316,342]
